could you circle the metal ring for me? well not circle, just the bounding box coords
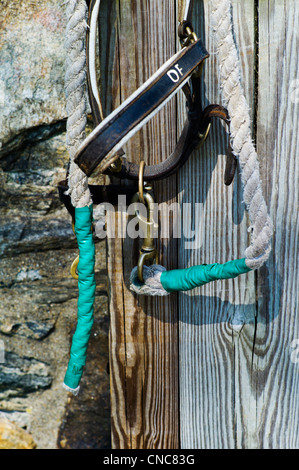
[70,255,79,280]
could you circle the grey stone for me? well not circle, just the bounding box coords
[16,269,43,282]
[0,351,52,396]
[0,410,30,429]
[0,0,110,449]
[0,1,67,155]
[0,218,75,258]
[0,320,55,340]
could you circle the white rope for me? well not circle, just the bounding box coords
[64,0,273,300]
[63,0,93,395]
[65,0,92,209]
[131,0,273,295]
[210,0,273,269]
[130,265,169,296]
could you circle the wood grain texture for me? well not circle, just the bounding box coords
[178,0,256,449]
[253,0,299,449]
[100,0,180,449]
[178,0,299,449]
[100,0,298,449]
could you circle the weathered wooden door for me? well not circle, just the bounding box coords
[100,0,299,449]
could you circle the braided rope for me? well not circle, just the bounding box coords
[130,0,273,295]
[210,0,273,269]
[63,0,93,395]
[65,0,91,208]
[64,0,273,302]
[130,265,169,296]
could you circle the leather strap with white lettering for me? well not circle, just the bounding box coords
[75,39,209,176]
[74,0,236,185]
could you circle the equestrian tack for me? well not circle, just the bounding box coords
[74,0,236,184]
[60,0,272,394]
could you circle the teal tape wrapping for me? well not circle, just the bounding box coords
[160,258,251,293]
[63,205,96,390]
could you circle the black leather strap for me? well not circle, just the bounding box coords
[58,180,138,219]
[75,39,209,177]
[69,0,237,190]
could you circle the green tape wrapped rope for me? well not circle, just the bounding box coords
[63,205,251,390]
[130,259,252,295]
[161,258,251,292]
[63,205,95,395]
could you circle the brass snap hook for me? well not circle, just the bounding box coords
[131,163,158,282]
[137,248,158,284]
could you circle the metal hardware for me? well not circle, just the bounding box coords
[186,26,198,45]
[137,248,158,283]
[197,122,211,149]
[179,22,198,47]
[109,156,123,173]
[131,180,158,282]
[70,255,79,280]
[138,161,146,204]
[69,221,93,281]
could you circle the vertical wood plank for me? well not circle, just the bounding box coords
[99,0,299,449]
[254,0,299,449]
[178,0,257,449]
[101,0,180,449]
[178,0,299,449]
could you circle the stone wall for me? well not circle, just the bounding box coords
[0,0,110,449]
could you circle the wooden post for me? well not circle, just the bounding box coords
[253,0,299,448]
[100,0,181,449]
[178,0,257,448]
[178,0,299,449]
[100,0,299,449]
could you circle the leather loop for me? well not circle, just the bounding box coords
[75,38,209,177]
[73,0,236,184]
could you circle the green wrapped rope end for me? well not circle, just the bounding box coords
[63,205,95,395]
[160,258,252,293]
[129,259,252,296]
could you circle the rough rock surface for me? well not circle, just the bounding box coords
[0,0,111,449]
[0,0,66,158]
[0,418,37,449]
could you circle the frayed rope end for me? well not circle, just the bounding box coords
[63,382,80,396]
[130,264,169,296]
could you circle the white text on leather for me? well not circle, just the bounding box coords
[167,64,184,83]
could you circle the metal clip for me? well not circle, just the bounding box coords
[185,26,198,45]
[179,22,198,47]
[196,122,211,149]
[109,156,123,173]
[131,163,158,282]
